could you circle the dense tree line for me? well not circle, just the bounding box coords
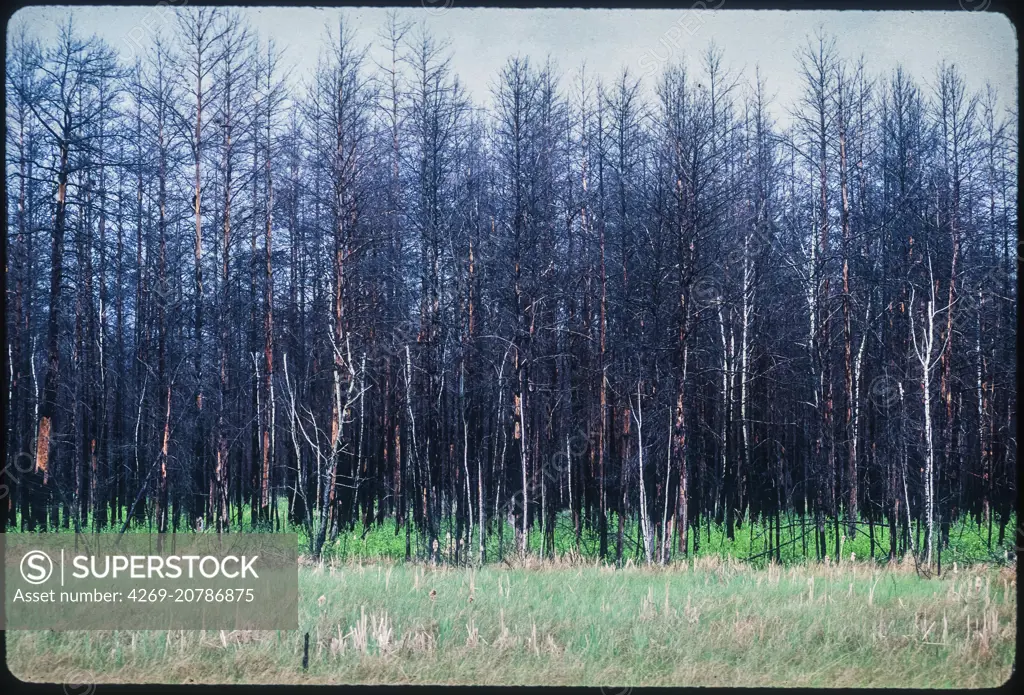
[4,11,1017,566]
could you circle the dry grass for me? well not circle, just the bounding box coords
[7,559,1015,687]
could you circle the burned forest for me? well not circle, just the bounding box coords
[4,10,1017,567]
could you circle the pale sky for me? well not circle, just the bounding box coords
[7,5,1018,125]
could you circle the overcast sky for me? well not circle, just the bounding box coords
[7,5,1018,125]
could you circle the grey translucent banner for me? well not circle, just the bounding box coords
[2,533,298,630]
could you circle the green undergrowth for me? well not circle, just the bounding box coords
[9,504,1016,569]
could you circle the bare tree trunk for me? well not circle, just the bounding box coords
[910,257,946,566]
[632,381,652,564]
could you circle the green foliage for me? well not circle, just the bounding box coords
[11,502,1015,569]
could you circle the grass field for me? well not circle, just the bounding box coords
[7,556,1016,687]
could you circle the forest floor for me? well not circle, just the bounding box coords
[7,556,1016,687]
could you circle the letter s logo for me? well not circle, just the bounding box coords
[21,550,54,585]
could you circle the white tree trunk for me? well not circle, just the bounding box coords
[632,382,652,564]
